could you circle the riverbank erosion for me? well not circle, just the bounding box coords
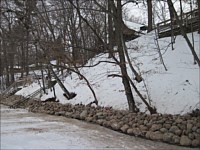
[1,94,199,148]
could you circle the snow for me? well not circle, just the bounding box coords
[16,31,200,115]
[1,105,121,149]
[123,2,148,24]
[124,20,144,31]
[127,31,199,114]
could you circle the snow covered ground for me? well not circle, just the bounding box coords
[1,104,197,150]
[16,31,200,115]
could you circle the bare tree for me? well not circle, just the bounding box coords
[1,0,19,86]
[147,0,153,32]
[114,0,139,112]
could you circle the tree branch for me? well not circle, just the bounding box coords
[122,0,138,7]
[50,64,98,105]
[107,74,123,78]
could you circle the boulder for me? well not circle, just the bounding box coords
[139,125,148,131]
[196,128,200,134]
[96,119,105,125]
[176,118,183,124]
[145,131,152,139]
[174,129,182,136]
[55,111,65,116]
[150,124,162,132]
[150,131,163,141]
[172,135,180,144]
[163,124,171,129]
[111,122,121,131]
[96,112,103,117]
[180,135,192,146]
[187,123,193,132]
[192,139,200,147]
[163,132,174,143]
[120,124,129,133]
[80,110,88,119]
[132,128,141,137]
[127,128,133,135]
[160,128,168,133]
[65,112,72,117]
[193,132,200,139]
[85,117,93,122]
[192,126,197,132]
[188,133,195,140]
[143,120,148,125]
[169,126,179,134]
[177,123,186,130]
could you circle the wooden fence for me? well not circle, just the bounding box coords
[157,9,199,38]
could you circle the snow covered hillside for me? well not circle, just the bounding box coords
[16,31,200,115]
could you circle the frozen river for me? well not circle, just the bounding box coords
[0,104,197,149]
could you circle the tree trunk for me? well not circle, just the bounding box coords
[197,0,200,34]
[25,0,32,76]
[49,64,76,100]
[21,42,25,78]
[0,57,2,77]
[0,38,2,77]
[179,0,183,22]
[41,68,46,94]
[167,0,175,50]
[126,75,157,114]
[115,0,138,112]
[76,0,86,63]
[123,41,142,82]
[108,0,115,58]
[25,29,29,76]
[147,0,153,32]
[8,53,14,83]
[3,40,9,87]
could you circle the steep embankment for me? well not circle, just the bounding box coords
[16,31,199,115]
